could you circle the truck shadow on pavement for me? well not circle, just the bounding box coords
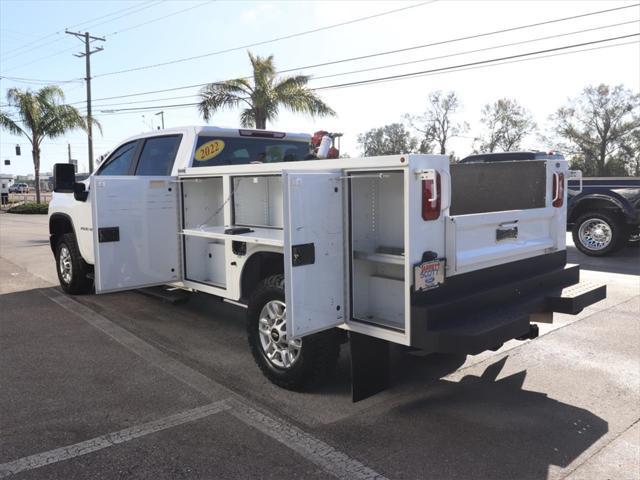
[380,356,609,480]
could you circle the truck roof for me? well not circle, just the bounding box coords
[118,126,311,145]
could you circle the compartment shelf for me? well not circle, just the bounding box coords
[353,250,404,265]
[182,225,283,247]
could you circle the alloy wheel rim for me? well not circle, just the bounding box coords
[59,246,72,284]
[578,219,612,251]
[258,299,301,369]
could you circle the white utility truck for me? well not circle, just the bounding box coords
[49,126,606,401]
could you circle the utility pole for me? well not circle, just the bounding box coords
[67,143,72,163]
[155,110,165,129]
[65,30,105,173]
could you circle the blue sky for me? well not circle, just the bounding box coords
[1,0,639,175]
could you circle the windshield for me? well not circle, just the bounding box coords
[192,136,311,167]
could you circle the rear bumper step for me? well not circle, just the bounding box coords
[546,282,606,314]
[411,261,606,354]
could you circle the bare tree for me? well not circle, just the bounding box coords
[552,84,639,176]
[405,91,468,155]
[476,98,536,152]
[357,123,419,156]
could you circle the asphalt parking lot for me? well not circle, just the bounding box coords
[0,213,638,480]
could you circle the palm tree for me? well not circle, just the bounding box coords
[0,86,94,203]
[198,52,335,129]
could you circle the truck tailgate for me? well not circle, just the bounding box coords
[445,208,559,276]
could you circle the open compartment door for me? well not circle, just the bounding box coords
[91,176,180,293]
[283,171,345,338]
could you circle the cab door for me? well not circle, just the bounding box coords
[283,170,345,338]
[91,176,180,293]
[91,135,183,293]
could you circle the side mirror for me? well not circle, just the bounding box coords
[73,182,88,202]
[53,164,75,193]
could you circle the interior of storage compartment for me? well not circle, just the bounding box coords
[449,160,547,215]
[183,236,226,287]
[182,177,224,229]
[350,171,405,331]
[233,175,283,228]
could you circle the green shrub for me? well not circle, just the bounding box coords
[6,202,49,214]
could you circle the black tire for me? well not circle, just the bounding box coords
[246,274,340,390]
[572,211,625,257]
[55,233,93,294]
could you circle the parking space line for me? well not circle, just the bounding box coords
[41,289,388,480]
[0,401,231,478]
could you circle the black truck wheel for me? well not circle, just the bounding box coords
[572,212,625,257]
[246,274,340,390]
[55,233,93,294]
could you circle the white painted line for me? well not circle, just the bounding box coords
[228,399,387,480]
[40,290,388,480]
[0,401,230,478]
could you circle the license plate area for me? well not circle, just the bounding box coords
[414,259,445,292]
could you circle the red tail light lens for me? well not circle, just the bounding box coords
[552,172,564,208]
[422,172,441,221]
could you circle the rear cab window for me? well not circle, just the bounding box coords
[191,135,310,167]
[135,135,182,176]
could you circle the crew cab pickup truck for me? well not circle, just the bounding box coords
[49,126,606,401]
[568,177,640,256]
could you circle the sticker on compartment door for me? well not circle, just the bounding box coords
[414,259,445,292]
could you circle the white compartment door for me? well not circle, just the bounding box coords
[91,176,180,293]
[283,171,345,338]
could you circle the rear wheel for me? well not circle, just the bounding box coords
[55,233,93,294]
[572,211,625,256]
[246,274,340,390]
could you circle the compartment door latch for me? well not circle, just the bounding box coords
[291,243,315,267]
[98,227,120,243]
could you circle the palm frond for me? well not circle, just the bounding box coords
[0,111,27,138]
[198,80,251,122]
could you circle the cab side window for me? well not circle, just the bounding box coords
[135,135,182,176]
[97,141,138,176]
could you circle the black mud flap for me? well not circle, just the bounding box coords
[350,332,390,402]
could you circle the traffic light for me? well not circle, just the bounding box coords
[15,145,21,156]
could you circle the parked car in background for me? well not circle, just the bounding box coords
[9,183,30,193]
[568,177,640,256]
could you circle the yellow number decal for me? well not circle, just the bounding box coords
[194,139,225,161]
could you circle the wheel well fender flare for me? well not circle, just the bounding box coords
[568,194,629,223]
[48,213,76,252]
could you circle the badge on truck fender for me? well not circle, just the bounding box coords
[414,259,445,292]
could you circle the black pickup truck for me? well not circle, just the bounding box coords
[568,177,640,256]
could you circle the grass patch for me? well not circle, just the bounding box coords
[6,202,49,214]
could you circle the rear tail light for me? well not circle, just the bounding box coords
[552,172,564,208]
[422,172,441,221]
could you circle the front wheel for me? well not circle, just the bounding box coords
[572,212,625,257]
[246,274,340,390]
[55,233,93,294]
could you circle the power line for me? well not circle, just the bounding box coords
[314,33,640,91]
[0,1,159,60]
[77,3,640,104]
[93,1,438,78]
[0,75,83,85]
[78,18,638,109]
[108,1,214,36]
[90,34,638,114]
[272,3,640,77]
[82,20,638,107]
[310,19,640,81]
